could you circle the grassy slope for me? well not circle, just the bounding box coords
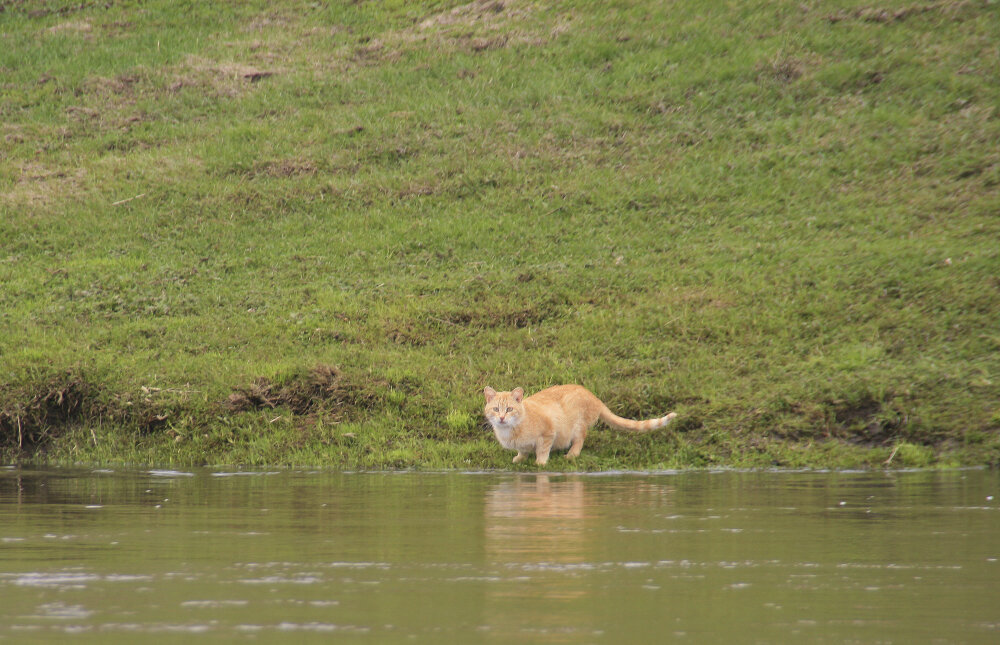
[1,0,998,469]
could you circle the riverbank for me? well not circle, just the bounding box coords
[2,1,998,469]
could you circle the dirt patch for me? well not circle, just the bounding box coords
[248,158,318,178]
[190,59,274,83]
[396,182,437,198]
[826,393,904,446]
[855,70,885,90]
[352,38,393,63]
[225,364,383,420]
[442,301,558,329]
[10,2,113,19]
[383,322,431,346]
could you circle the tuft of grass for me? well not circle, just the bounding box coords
[445,409,477,433]
[891,442,936,469]
[1,0,998,469]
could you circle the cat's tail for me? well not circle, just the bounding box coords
[598,406,677,433]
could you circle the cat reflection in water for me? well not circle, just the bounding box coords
[483,385,676,466]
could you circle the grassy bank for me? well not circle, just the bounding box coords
[2,0,998,469]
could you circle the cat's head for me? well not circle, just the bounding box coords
[483,386,525,429]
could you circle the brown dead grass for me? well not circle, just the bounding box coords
[0,365,382,453]
[396,182,438,198]
[418,0,511,28]
[243,12,296,33]
[0,371,172,451]
[758,56,805,84]
[826,1,984,23]
[169,56,277,97]
[1,162,88,208]
[440,299,560,329]
[204,0,559,75]
[0,372,94,449]
[225,364,383,420]
[656,287,734,310]
[349,0,552,62]
[45,20,93,35]
[80,73,142,96]
[249,158,319,178]
[413,0,551,53]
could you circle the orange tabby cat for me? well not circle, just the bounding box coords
[483,385,677,466]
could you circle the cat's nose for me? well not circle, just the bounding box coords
[499,416,505,422]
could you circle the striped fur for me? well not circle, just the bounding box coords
[483,384,677,466]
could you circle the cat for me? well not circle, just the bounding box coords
[483,385,677,466]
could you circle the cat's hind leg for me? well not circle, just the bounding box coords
[566,421,588,459]
[512,451,529,464]
[566,432,586,459]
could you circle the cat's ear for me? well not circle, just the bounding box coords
[484,386,497,402]
[511,387,524,403]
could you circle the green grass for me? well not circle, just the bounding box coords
[2,0,998,470]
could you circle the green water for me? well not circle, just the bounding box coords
[1,467,997,643]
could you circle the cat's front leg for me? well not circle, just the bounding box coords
[512,451,529,464]
[534,435,554,466]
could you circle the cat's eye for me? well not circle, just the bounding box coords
[493,407,499,412]
[506,407,513,412]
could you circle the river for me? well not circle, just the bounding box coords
[1,467,997,643]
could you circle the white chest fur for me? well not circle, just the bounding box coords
[491,424,531,451]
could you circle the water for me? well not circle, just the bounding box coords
[1,467,997,643]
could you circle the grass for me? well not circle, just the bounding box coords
[1,0,998,470]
